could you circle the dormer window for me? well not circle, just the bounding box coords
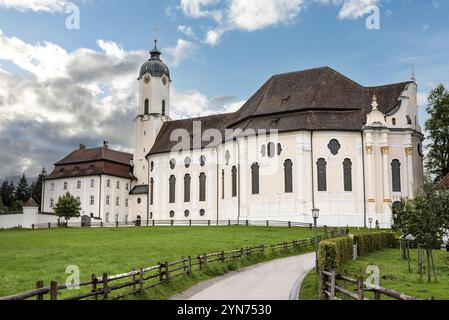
[74,166,80,172]
[89,165,94,170]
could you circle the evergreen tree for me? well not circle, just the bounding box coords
[0,180,14,207]
[425,84,449,183]
[32,168,47,206]
[16,174,31,202]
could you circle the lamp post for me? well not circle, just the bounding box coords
[312,208,320,272]
[368,218,373,230]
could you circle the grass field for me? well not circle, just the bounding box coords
[0,226,321,298]
[299,248,449,300]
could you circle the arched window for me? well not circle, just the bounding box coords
[184,174,191,203]
[231,166,238,197]
[199,173,206,202]
[391,160,402,192]
[251,163,260,195]
[169,175,176,203]
[184,157,191,169]
[284,160,293,193]
[144,99,149,114]
[150,178,154,205]
[162,100,166,116]
[317,158,327,192]
[343,159,353,192]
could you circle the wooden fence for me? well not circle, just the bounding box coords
[320,270,421,301]
[31,219,315,230]
[0,229,348,301]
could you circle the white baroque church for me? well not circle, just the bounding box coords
[42,40,424,228]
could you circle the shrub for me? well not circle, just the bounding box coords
[353,232,396,256]
[318,236,353,270]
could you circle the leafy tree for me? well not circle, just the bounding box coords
[32,168,47,206]
[393,180,449,282]
[16,174,31,202]
[10,200,23,213]
[425,84,449,183]
[54,192,81,222]
[0,180,15,208]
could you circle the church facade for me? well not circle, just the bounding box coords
[43,41,424,228]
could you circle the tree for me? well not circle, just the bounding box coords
[393,179,449,282]
[54,192,81,222]
[425,84,449,183]
[16,174,31,202]
[32,168,47,206]
[0,180,15,208]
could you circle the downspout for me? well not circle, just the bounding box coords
[235,138,241,222]
[146,156,150,222]
[361,132,367,228]
[41,180,45,213]
[98,175,102,219]
[215,146,220,225]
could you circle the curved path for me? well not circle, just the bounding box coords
[172,252,315,301]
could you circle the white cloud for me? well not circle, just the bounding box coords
[179,0,223,21]
[315,0,380,20]
[178,25,197,39]
[164,39,198,67]
[0,0,72,12]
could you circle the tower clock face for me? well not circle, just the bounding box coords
[143,75,150,84]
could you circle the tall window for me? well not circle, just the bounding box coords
[50,183,55,191]
[125,199,129,207]
[50,199,54,208]
[144,99,149,114]
[63,182,68,190]
[106,196,110,205]
[317,158,327,192]
[184,174,191,203]
[150,178,154,205]
[90,179,95,188]
[199,173,206,202]
[107,179,110,188]
[343,159,353,192]
[221,169,225,200]
[231,166,238,197]
[116,197,120,206]
[284,160,293,193]
[251,163,260,195]
[162,100,166,116]
[90,196,95,205]
[169,175,176,203]
[391,160,402,192]
[77,181,81,189]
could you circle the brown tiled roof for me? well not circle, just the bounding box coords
[46,147,134,181]
[23,198,39,208]
[440,174,449,189]
[149,67,411,155]
[55,147,132,166]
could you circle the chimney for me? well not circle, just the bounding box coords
[103,141,109,149]
[79,144,86,150]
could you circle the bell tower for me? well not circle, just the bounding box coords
[133,39,171,185]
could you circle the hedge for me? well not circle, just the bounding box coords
[318,236,354,270]
[353,232,396,256]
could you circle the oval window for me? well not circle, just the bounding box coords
[199,209,205,217]
[169,211,175,218]
[169,159,176,170]
[185,157,192,169]
[184,210,190,218]
[137,198,142,204]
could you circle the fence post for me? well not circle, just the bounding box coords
[48,222,51,229]
[246,220,249,227]
[357,277,365,301]
[288,221,291,228]
[139,268,144,294]
[318,270,324,300]
[102,273,109,300]
[208,220,211,227]
[132,269,137,292]
[187,256,192,276]
[329,270,336,300]
[374,290,381,300]
[198,256,203,270]
[36,281,44,300]
[32,224,35,230]
[267,220,269,227]
[221,251,225,263]
[171,220,174,227]
[115,221,118,228]
[90,274,98,300]
[50,280,58,300]
[228,219,231,227]
[152,220,155,227]
[189,220,192,227]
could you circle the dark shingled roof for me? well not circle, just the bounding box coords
[129,185,149,195]
[440,174,449,189]
[55,147,132,166]
[148,67,412,155]
[23,198,39,208]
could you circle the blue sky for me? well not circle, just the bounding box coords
[0,0,448,177]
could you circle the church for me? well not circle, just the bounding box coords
[42,40,424,228]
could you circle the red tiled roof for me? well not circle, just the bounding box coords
[55,147,132,166]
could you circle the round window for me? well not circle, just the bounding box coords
[169,159,176,170]
[184,210,190,218]
[199,209,205,217]
[185,157,192,169]
[169,211,175,218]
[137,198,142,204]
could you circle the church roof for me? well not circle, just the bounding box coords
[138,40,170,80]
[55,147,132,166]
[148,67,412,156]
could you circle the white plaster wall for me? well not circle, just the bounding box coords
[0,214,23,229]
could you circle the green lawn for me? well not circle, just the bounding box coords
[0,226,320,298]
[299,248,449,300]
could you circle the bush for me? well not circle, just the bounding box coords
[353,232,396,256]
[318,236,353,270]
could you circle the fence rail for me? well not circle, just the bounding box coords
[320,270,422,301]
[30,219,316,230]
[0,229,348,301]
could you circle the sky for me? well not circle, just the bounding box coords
[0,0,448,178]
